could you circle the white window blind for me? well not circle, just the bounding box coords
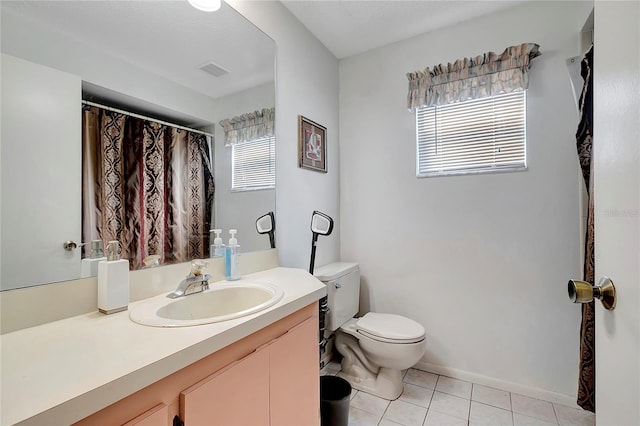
[416,91,526,177]
[232,136,275,191]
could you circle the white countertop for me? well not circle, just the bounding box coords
[0,267,326,426]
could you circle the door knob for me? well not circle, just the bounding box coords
[568,276,616,310]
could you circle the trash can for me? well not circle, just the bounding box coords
[320,375,351,426]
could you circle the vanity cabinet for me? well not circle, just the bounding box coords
[73,303,319,426]
[181,316,318,425]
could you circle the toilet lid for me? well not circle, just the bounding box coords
[356,313,425,343]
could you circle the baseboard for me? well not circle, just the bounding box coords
[413,360,581,409]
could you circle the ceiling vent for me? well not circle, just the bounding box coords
[198,61,229,77]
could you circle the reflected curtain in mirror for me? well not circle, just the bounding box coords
[82,106,215,270]
[219,107,275,146]
[575,45,595,413]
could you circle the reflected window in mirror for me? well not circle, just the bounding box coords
[232,135,275,191]
[219,107,275,192]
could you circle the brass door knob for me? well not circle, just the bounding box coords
[568,276,616,310]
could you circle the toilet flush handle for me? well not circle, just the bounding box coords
[334,282,341,289]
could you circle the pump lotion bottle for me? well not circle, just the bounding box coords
[225,229,240,281]
[211,229,225,258]
[98,240,130,314]
[80,239,106,278]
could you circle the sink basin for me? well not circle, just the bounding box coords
[129,281,284,327]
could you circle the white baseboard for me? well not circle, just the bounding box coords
[413,360,581,409]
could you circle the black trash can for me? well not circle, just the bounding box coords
[320,375,351,426]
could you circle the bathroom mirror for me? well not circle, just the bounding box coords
[0,1,275,290]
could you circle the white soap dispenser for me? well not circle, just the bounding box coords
[98,240,130,314]
[225,229,240,281]
[210,229,225,258]
[80,239,107,278]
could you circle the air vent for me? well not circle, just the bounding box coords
[198,61,229,77]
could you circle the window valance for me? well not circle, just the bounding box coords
[407,43,541,110]
[219,107,275,146]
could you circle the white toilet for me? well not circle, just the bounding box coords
[315,262,426,400]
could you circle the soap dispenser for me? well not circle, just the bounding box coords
[225,229,240,281]
[98,240,129,314]
[210,229,225,258]
[80,239,106,278]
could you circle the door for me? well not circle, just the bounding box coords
[593,2,640,425]
[0,54,82,290]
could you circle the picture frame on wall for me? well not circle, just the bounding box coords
[298,115,327,173]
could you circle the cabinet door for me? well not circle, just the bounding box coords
[180,347,270,426]
[270,316,320,426]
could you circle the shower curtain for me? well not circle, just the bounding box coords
[82,106,215,270]
[575,45,595,413]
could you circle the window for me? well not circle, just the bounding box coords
[232,135,275,191]
[416,91,526,177]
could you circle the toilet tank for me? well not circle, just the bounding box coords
[314,262,360,332]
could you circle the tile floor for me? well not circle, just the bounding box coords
[320,362,595,426]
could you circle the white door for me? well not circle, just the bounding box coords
[593,2,640,425]
[0,54,82,290]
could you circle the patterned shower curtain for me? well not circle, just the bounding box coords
[575,45,595,413]
[82,106,215,270]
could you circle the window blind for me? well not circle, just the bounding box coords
[232,136,275,191]
[416,91,526,177]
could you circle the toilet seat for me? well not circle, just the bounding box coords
[356,313,425,344]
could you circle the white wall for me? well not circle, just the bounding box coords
[214,82,275,253]
[339,0,593,400]
[227,1,340,270]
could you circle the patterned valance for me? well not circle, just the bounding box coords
[219,107,275,146]
[407,43,541,110]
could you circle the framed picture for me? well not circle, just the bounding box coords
[298,115,327,173]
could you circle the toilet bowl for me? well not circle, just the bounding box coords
[336,314,425,399]
[314,262,426,400]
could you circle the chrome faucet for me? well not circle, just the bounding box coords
[167,260,212,299]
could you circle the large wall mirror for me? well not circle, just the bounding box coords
[0,1,275,291]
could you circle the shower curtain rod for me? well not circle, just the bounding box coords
[82,100,215,138]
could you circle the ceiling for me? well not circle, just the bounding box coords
[280,0,525,59]
[0,1,275,101]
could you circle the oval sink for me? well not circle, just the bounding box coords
[130,281,284,327]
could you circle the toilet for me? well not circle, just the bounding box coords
[315,262,426,400]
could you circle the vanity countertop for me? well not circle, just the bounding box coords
[0,267,326,426]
